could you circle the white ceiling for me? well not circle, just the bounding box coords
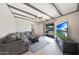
[30,3,60,18]
[8,3,77,22]
[54,3,77,15]
[10,8,36,19]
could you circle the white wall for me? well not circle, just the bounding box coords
[44,11,79,43]
[15,18,35,32]
[15,18,43,35]
[34,22,43,35]
[0,4,16,38]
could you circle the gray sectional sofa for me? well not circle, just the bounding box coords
[0,33,29,55]
[0,31,39,55]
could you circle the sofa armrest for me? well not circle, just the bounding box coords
[0,39,23,47]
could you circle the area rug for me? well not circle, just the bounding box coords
[30,38,49,53]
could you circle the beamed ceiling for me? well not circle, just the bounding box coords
[7,3,78,22]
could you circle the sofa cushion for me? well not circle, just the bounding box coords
[3,33,17,43]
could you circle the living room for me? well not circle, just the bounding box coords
[0,3,79,55]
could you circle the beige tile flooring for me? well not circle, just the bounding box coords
[22,36,62,55]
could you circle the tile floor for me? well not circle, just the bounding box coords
[22,36,62,55]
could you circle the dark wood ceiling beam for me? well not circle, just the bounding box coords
[14,16,40,22]
[7,4,37,17]
[23,3,53,18]
[13,12,42,22]
[15,16,42,23]
[49,3,63,16]
[12,12,35,20]
[45,10,78,22]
